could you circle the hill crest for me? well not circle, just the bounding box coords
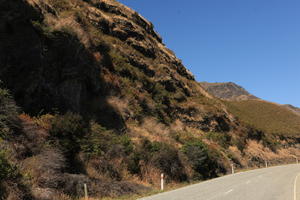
[200,82,258,100]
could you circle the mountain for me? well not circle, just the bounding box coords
[200,82,258,100]
[202,82,300,127]
[202,82,300,135]
[0,0,300,199]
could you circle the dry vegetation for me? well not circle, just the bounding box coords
[224,100,300,136]
[1,0,300,199]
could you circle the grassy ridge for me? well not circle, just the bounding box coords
[224,100,300,136]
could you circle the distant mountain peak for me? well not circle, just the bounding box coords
[200,82,258,100]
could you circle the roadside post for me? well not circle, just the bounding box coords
[292,156,298,164]
[161,173,164,191]
[231,164,234,174]
[265,160,268,168]
[84,183,88,200]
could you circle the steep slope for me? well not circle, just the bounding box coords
[0,0,219,130]
[0,0,299,199]
[200,82,258,100]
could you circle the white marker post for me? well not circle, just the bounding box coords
[84,183,88,200]
[231,164,234,174]
[161,173,164,191]
[292,156,298,164]
[265,160,268,168]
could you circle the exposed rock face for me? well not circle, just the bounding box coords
[200,82,258,100]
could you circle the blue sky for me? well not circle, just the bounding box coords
[118,0,300,107]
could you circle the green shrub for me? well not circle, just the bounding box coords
[0,84,19,139]
[49,112,88,155]
[81,122,134,157]
[205,132,231,148]
[182,141,221,180]
[138,140,187,181]
[0,151,17,180]
[171,131,197,144]
[261,134,280,152]
[127,152,141,174]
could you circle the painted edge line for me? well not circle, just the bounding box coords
[225,189,233,195]
[294,173,300,200]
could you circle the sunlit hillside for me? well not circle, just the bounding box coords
[224,100,300,136]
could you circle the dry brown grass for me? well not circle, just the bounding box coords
[107,96,132,119]
[224,100,300,136]
[244,140,300,166]
[32,114,55,130]
[128,117,171,144]
[228,146,247,167]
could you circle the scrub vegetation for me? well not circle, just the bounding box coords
[0,0,300,199]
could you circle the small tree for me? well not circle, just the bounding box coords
[49,112,89,157]
[182,141,219,180]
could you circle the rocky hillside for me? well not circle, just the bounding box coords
[201,82,258,100]
[0,0,300,199]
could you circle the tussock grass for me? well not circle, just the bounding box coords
[224,100,300,136]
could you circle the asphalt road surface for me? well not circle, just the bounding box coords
[140,164,300,200]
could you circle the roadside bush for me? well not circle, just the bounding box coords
[182,141,221,180]
[261,134,280,152]
[23,149,66,190]
[0,151,17,180]
[248,128,280,152]
[206,131,231,148]
[138,140,187,182]
[81,122,137,181]
[49,112,89,173]
[49,112,88,155]
[81,121,133,158]
[127,152,141,174]
[0,85,19,139]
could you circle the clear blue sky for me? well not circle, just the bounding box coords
[118,0,300,107]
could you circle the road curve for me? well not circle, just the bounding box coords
[140,164,300,200]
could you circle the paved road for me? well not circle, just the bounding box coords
[140,164,300,200]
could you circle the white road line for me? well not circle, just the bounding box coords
[225,189,233,195]
[294,173,300,200]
